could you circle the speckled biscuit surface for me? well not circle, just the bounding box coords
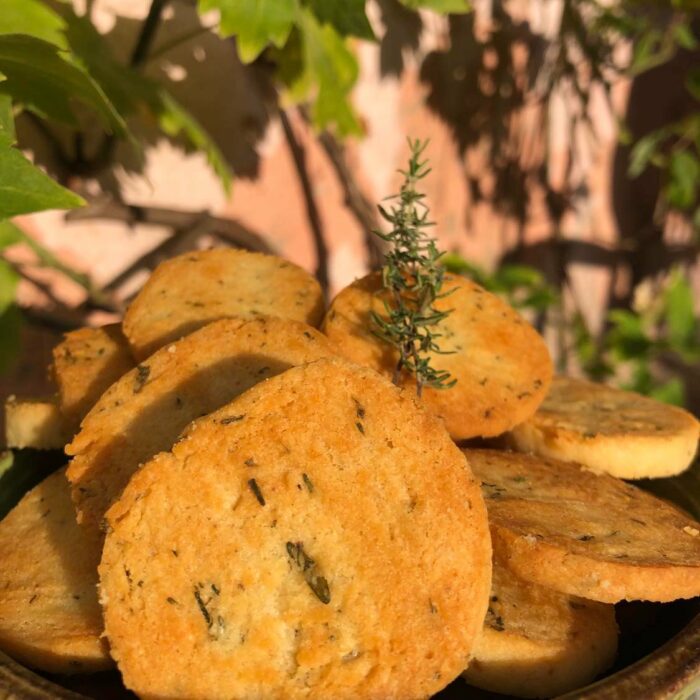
[322,272,552,440]
[99,357,492,700]
[122,248,325,360]
[66,317,337,532]
[0,469,110,674]
[4,396,71,450]
[507,375,699,479]
[466,449,700,603]
[463,560,617,698]
[52,324,134,434]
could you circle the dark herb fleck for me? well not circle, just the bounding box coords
[302,473,314,493]
[220,414,245,425]
[577,534,594,542]
[248,478,265,506]
[244,458,257,467]
[353,398,366,419]
[194,586,212,628]
[133,364,150,393]
[286,541,331,604]
[355,421,365,435]
[171,549,178,557]
[167,597,179,605]
[29,594,37,604]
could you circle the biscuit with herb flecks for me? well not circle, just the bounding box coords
[52,324,134,435]
[66,317,337,531]
[0,469,110,674]
[4,396,71,450]
[463,559,617,698]
[122,248,325,360]
[506,375,699,479]
[466,449,700,603]
[99,357,492,700]
[322,272,552,440]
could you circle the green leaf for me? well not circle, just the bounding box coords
[664,268,697,349]
[0,303,21,375]
[628,130,665,178]
[295,8,361,135]
[305,0,375,40]
[649,377,685,406]
[607,309,652,360]
[0,132,84,218]
[399,0,471,12]
[156,91,232,195]
[0,0,67,48]
[201,0,297,62]
[0,220,22,250]
[673,21,697,50]
[665,150,700,209]
[0,34,125,133]
[0,258,19,314]
[631,28,663,74]
[0,94,14,139]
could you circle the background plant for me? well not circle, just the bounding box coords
[0,0,697,411]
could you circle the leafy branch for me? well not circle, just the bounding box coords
[371,139,456,397]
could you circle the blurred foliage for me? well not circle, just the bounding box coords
[447,251,699,406]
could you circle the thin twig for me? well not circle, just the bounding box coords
[299,108,384,269]
[279,108,330,296]
[130,0,170,68]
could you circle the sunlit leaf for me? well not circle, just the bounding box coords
[0,220,22,250]
[665,150,700,209]
[0,258,19,314]
[0,0,67,48]
[305,0,375,40]
[664,268,697,349]
[294,8,361,135]
[201,0,296,62]
[0,93,13,139]
[0,132,84,219]
[649,377,685,406]
[399,0,471,12]
[628,130,666,178]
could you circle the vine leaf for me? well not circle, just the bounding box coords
[0,34,125,134]
[304,0,375,40]
[0,132,84,219]
[200,0,296,63]
[292,8,362,136]
[399,0,471,12]
[0,0,67,48]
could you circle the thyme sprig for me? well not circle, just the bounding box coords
[371,139,456,397]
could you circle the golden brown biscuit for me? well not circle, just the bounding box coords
[52,324,134,434]
[463,560,617,698]
[99,357,492,700]
[466,449,700,603]
[4,396,71,450]
[322,272,552,440]
[122,248,325,360]
[0,469,110,674]
[66,317,337,531]
[507,375,700,479]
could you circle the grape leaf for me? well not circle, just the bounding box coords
[294,8,361,135]
[0,34,125,134]
[304,0,375,40]
[666,150,699,210]
[0,258,19,314]
[200,0,296,63]
[0,220,22,250]
[0,0,67,48]
[0,131,85,218]
[399,0,471,12]
[0,93,13,139]
[664,269,697,349]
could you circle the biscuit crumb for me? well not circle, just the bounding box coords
[683,526,699,537]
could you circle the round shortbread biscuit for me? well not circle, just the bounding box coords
[0,469,110,674]
[507,375,699,479]
[52,324,134,434]
[99,357,492,700]
[463,560,618,698]
[123,248,325,360]
[322,272,552,440]
[466,449,700,603]
[66,317,337,531]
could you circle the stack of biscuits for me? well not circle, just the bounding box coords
[1,248,699,699]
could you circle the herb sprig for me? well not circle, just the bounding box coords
[371,139,456,397]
